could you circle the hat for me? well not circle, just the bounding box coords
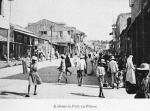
[80,55,84,58]
[110,56,115,60]
[61,54,65,59]
[101,59,106,64]
[129,55,133,58]
[137,63,149,70]
[32,56,37,61]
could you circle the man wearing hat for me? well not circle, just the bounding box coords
[57,54,68,83]
[77,55,86,86]
[135,63,150,98]
[108,56,119,89]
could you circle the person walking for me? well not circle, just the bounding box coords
[96,60,106,98]
[73,53,79,67]
[108,56,119,89]
[86,53,93,75]
[55,50,59,59]
[77,55,86,86]
[65,54,72,75]
[57,55,68,83]
[126,55,136,84]
[26,56,42,97]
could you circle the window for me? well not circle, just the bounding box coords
[40,31,47,35]
[68,31,70,35]
[59,31,63,37]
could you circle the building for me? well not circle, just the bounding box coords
[0,0,10,60]
[124,0,150,66]
[115,13,131,57]
[26,19,86,56]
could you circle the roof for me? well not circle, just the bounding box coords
[11,24,48,40]
[25,19,67,32]
[25,19,85,33]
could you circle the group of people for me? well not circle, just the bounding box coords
[56,52,121,98]
[22,50,150,98]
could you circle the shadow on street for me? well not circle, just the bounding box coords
[0,91,27,97]
[70,93,98,98]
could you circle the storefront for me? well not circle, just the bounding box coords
[0,24,49,61]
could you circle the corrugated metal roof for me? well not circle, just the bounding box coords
[11,24,34,35]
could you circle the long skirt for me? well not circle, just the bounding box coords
[29,72,42,85]
[87,61,93,75]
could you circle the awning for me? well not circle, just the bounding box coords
[56,43,68,46]
[14,29,39,38]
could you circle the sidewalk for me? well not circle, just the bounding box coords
[0,59,61,78]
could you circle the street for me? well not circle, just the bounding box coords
[0,59,135,99]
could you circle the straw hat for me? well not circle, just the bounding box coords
[137,63,149,70]
[110,56,115,60]
[32,56,37,61]
[101,59,106,64]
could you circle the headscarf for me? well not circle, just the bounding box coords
[126,55,134,68]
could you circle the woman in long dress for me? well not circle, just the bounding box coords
[86,54,93,75]
[26,56,42,97]
[126,55,136,84]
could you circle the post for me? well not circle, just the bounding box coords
[78,34,80,54]
[7,0,14,63]
[50,25,53,62]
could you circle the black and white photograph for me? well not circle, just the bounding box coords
[0,0,150,111]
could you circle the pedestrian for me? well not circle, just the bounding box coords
[77,55,86,86]
[86,53,93,75]
[65,54,72,75]
[108,56,119,89]
[96,60,106,98]
[55,51,59,59]
[135,63,150,98]
[26,56,42,97]
[57,54,68,83]
[126,55,136,85]
[73,53,79,67]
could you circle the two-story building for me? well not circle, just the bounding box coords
[26,19,85,57]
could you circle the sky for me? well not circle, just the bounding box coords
[9,0,131,41]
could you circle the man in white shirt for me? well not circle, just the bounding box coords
[77,55,86,86]
[108,56,119,89]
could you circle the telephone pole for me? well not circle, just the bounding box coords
[7,0,14,63]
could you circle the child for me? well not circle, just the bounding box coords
[135,63,150,98]
[96,60,106,98]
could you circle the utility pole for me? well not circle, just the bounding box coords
[7,0,14,63]
[50,25,54,62]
